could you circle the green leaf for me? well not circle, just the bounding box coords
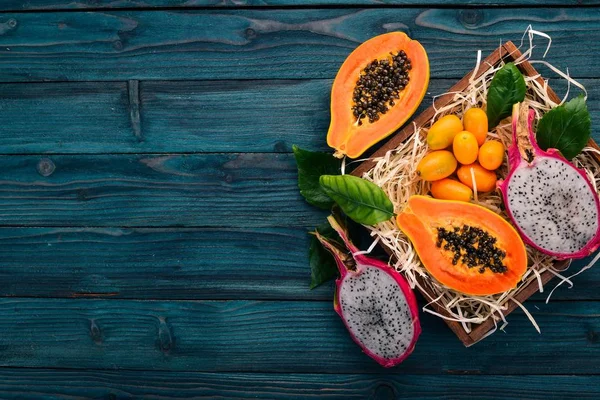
[319,175,394,225]
[536,96,591,160]
[309,221,339,289]
[293,145,341,210]
[486,62,527,129]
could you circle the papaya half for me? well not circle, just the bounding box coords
[327,32,429,159]
[396,196,527,296]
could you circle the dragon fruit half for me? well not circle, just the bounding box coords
[498,102,600,259]
[314,215,420,367]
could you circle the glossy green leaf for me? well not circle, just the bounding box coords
[486,62,526,129]
[536,96,591,160]
[319,175,394,225]
[292,145,341,210]
[309,221,339,289]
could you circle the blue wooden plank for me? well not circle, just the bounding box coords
[0,153,325,227]
[0,370,596,399]
[0,226,596,301]
[0,298,594,373]
[0,9,597,82]
[0,82,134,153]
[139,79,334,154]
[0,78,598,154]
[0,0,594,11]
[0,226,331,300]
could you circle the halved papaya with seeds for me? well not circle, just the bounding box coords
[327,32,429,159]
[396,196,527,296]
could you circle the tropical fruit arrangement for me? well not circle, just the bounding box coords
[419,111,503,200]
[293,29,599,367]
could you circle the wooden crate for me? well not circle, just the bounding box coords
[352,41,596,346]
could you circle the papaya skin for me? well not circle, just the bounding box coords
[396,196,527,296]
[327,32,430,159]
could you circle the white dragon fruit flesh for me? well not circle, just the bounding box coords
[314,215,420,367]
[498,102,600,259]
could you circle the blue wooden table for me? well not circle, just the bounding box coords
[0,1,600,398]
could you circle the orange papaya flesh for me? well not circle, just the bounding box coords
[327,32,429,159]
[396,196,527,296]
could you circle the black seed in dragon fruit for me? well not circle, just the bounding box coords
[314,215,420,367]
[498,102,600,259]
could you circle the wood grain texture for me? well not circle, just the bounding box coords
[0,153,326,227]
[0,2,598,392]
[0,370,597,399]
[0,298,596,373]
[0,9,597,82]
[0,82,134,153]
[0,226,332,300]
[0,226,595,301]
[140,79,333,154]
[0,0,595,12]
[0,78,598,154]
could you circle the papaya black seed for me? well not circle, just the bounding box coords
[351,51,412,123]
[436,225,508,274]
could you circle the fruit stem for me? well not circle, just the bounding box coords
[313,230,356,277]
[326,214,360,255]
[333,150,345,159]
[511,102,536,163]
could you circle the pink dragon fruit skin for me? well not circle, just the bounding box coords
[498,103,600,260]
[315,215,421,368]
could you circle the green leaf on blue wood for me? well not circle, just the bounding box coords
[319,175,394,225]
[293,145,341,210]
